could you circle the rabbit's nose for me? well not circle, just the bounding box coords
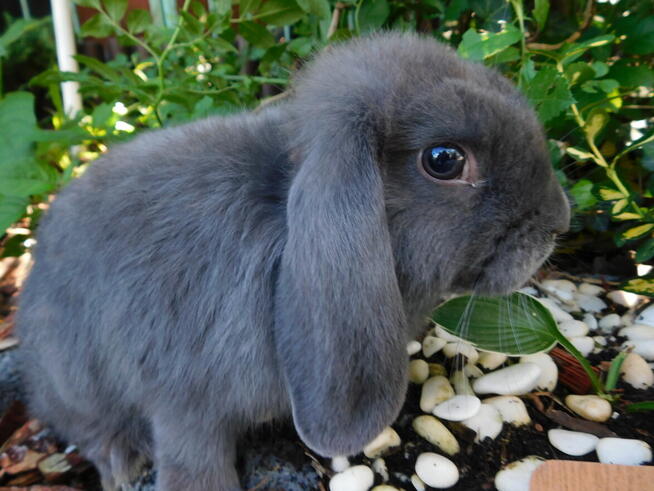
[550,187,572,235]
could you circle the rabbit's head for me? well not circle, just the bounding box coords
[274,33,569,457]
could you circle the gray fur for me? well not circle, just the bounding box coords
[16,32,569,490]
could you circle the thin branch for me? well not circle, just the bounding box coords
[527,0,594,51]
[327,3,347,39]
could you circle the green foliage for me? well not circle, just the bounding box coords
[0,0,653,272]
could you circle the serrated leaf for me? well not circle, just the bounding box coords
[432,293,558,356]
[74,54,122,82]
[533,0,549,30]
[104,0,128,21]
[524,66,575,123]
[80,13,114,38]
[598,187,624,201]
[457,25,522,61]
[126,9,151,34]
[621,223,654,241]
[566,147,594,161]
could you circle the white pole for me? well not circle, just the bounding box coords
[50,0,83,118]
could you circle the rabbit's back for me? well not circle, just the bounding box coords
[18,107,293,440]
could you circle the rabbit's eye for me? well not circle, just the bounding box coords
[421,145,465,180]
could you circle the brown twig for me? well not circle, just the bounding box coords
[327,3,347,39]
[527,0,595,51]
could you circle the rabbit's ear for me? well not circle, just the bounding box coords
[275,126,409,457]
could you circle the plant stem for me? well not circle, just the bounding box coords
[604,351,627,392]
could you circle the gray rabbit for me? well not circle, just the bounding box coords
[16,32,570,490]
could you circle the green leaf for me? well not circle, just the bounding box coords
[208,0,232,16]
[104,0,128,21]
[570,179,596,210]
[0,195,29,234]
[457,25,522,61]
[533,0,549,31]
[564,62,594,86]
[239,21,276,49]
[566,147,594,161]
[611,198,628,215]
[604,351,627,392]
[287,37,314,57]
[74,0,101,7]
[431,293,558,356]
[561,35,615,63]
[524,66,575,123]
[256,0,305,25]
[636,238,654,263]
[74,54,123,82]
[0,92,39,165]
[613,212,641,221]
[358,0,390,32]
[620,223,654,242]
[621,277,654,298]
[626,401,654,412]
[609,62,654,88]
[598,187,624,201]
[585,109,607,143]
[80,13,114,38]
[0,178,53,196]
[295,0,330,19]
[126,9,151,34]
[617,16,654,55]
[240,0,263,16]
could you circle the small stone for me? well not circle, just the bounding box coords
[409,359,430,384]
[363,427,401,458]
[450,369,474,395]
[371,486,400,491]
[434,324,464,342]
[565,395,612,422]
[473,363,541,395]
[593,336,607,346]
[558,320,589,338]
[484,396,532,426]
[620,353,654,389]
[619,325,654,340]
[569,336,594,357]
[519,286,538,296]
[410,473,426,491]
[412,415,460,455]
[583,313,598,331]
[372,458,389,482]
[433,395,481,422]
[579,283,604,296]
[37,453,71,479]
[329,465,374,491]
[407,341,422,356]
[520,353,557,391]
[461,403,503,442]
[577,294,607,313]
[622,339,654,361]
[598,313,622,332]
[607,290,642,309]
[636,304,654,327]
[443,342,479,364]
[414,453,459,489]
[542,279,577,301]
[596,437,652,465]
[478,352,507,371]
[537,298,574,322]
[428,363,447,377]
[420,376,454,413]
[422,336,446,358]
[332,456,350,472]
[463,363,484,379]
[547,429,599,456]
[494,456,545,491]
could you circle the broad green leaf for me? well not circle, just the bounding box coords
[0,196,29,234]
[621,224,654,242]
[533,0,549,30]
[613,212,642,221]
[570,179,596,210]
[287,37,314,57]
[208,0,232,15]
[0,92,39,166]
[74,54,122,82]
[621,277,654,298]
[431,293,558,356]
[524,66,575,123]
[0,177,53,196]
[636,238,654,263]
[126,9,151,34]
[256,0,305,25]
[609,62,654,88]
[591,61,609,78]
[617,16,654,55]
[295,0,330,19]
[358,0,390,32]
[240,0,263,16]
[239,21,276,49]
[0,18,49,57]
[611,198,628,215]
[457,25,522,61]
[598,187,624,201]
[561,35,614,63]
[566,147,594,161]
[104,0,128,21]
[80,13,114,38]
[564,62,594,86]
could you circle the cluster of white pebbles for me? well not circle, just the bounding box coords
[328,279,654,491]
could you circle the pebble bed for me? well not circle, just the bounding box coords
[326,278,654,491]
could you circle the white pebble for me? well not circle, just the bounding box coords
[463,363,484,379]
[462,403,503,442]
[565,395,612,422]
[622,339,654,360]
[619,325,654,340]
[478,351,507,371]
[332,456,350,472]
[363,427,401,458]
[433,395,481,422]
[558,319,589,338]
[372,458,389,482]
[520,353,558,391]
[636,304,654,327]
[494,456,545,491]
[598,313,622,332]
[407,341,422,356]
[560,301,581,313]
[473,363,541,395]
[412,415,460,455]
[569,336,594,357]
[583,313,598,330]
[593,335,607,346]
[542,279,577,300]
[443,342,479,364]
[607,290,642,308]
[410,474,426,491]
[329,465,374,491]
[596,438,652,465]
[484,396,532,426]
[622,312,635,326]
[409,359,430,384]
[620,353,654,389]
[537,298,574,322]
[579,283,605,296]
[450,370,474,395]
[547,429,599,456]
[577,294,607,313]
[422,336,447,358]
[420,376,454,413]
[414,453,459,489]
[434,324,464,342]
[371,486,399,491]
[519,286,538,296]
